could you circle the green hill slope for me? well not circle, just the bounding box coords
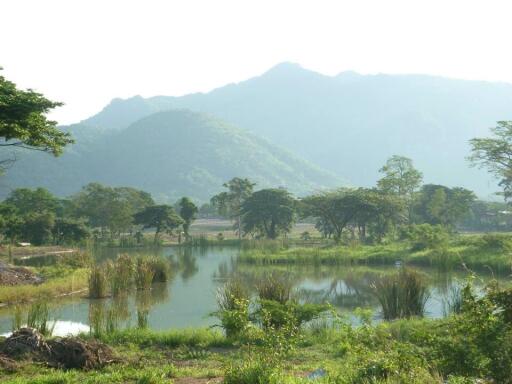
[1,110,343,201]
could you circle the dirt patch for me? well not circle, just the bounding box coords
[0,262,43,286]
[48,337,116,370]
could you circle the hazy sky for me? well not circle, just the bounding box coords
[2,0,512,124]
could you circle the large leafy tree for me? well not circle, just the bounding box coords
[134,205,184,244]
[0,68,73,168]
[241,188,296,239]
[3,187,59,215]
[70,183,154,237]
[413,184,475,227]
[377,155,422,220]
[469,121,512,200]
[178,197,198,239]
[302,188,405,243]
[211,177,255,238]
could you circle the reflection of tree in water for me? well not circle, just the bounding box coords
[213,258,239,281]
[174,248,199,281]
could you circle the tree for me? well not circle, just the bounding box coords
[469,121,512,200]
[134,205,184,244]
[21,211,55,245]
[241,189,295,239]
[413,184,476,227]
[4,187,59,215]
[0,68,73,168]
[52,218,89,244]
[377,155,422,221]
[178,197,198,239]
[70,183,154,237]
[302,188,405,243]
[211,177,255,239]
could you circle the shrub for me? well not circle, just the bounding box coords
[404,223,450,251]
[213,279,250,338]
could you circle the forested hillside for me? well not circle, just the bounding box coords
[1,110,342,201]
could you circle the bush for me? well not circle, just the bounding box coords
[404,223,450,251]
[256,273,293,304]
[212,279,250,338]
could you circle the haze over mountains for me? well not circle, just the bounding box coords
[3,62,512,200]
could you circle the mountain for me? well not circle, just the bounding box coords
[83,62,512,197]
[0,110,343,201]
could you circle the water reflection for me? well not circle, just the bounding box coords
[0,246,506,335]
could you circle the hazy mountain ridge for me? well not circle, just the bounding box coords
[83,63,512,197]
[1,109,343,201]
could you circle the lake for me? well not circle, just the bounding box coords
[0,246,493,336]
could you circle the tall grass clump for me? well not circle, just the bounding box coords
[135,257,155,290]
[26,301,55,336]
[256,273,293,304]
[88,264,109,298]
[372,268,430,320]
[443,285,464,316]
[110,254,135,296]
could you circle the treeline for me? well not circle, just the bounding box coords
[0,183,198,246]
[208,156,508,242]
[0,156,507,247]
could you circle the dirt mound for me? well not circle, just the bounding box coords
[0,353,18,372]
[1,328,50,357]
[1,328,116,370]
[0,262,43,286]
[48,337,116,370]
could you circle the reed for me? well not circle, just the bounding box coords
[135,257,155,290]
[217,278,249,311]
[372,268,430,320]
[26,301,55,336]
[147,256,171,282]
[88,264,109,298]
[110,254,135,296]
[256,273,293,304]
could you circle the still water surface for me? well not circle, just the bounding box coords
[0,246,493,336]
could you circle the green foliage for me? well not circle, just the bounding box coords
[403,223,450,251]
[134,204,183,244]
[241,188,296,239]
[211,177,256,238]
[372,268,429,320]
[469,121,512,200]
[213,279,250,338]
[0,69,73,157]
[178,196,198,239]
[413,184,475,227]
[71,183,154,238]
[302,188,405,243]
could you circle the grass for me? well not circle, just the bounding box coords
[372,268,430,320]
[0,268,88,306]
[237,234,512,273]
[88,264,109,298]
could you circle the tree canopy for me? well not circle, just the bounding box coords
[469,121,512,200]
[134,205,184,244]
[241,188,295,239]
[0,69,73,160]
